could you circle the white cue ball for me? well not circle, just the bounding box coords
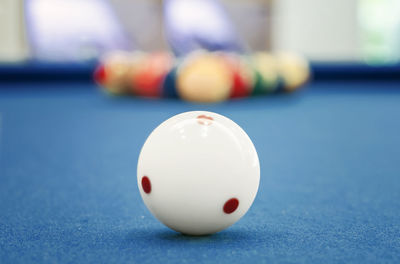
[137,111,260,235]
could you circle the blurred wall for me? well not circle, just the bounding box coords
[0,0,368,62]
[109,0,271,52]
[221,0,271,51]
[109,0,167,52]
[272,0,361,61]
[0,0,29,62]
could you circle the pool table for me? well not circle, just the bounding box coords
[0,63,399,263]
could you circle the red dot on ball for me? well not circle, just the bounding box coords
[223,198,239,214]
[141,176,151,194]
[197,115,214,125]
[197,115,213,121]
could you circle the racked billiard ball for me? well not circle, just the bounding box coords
[221,53,254,99]
[275,51,310,92]
[131,52,173,98]
[94,51,132,95]
[251,52,279,95]
[176,52,232,103]
[137,111,260,235]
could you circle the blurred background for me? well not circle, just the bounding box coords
[1,0,399,65]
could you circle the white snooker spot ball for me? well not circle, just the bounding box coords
[137,111,260,235]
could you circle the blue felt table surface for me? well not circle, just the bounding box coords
[0,81,399,263]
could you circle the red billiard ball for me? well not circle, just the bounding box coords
[220,53,254,99]
[131,52,173,98]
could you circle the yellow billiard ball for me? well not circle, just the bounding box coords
[275,51,310,92]
[176,51,232,103]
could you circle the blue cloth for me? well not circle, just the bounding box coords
[0,81,399,263]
